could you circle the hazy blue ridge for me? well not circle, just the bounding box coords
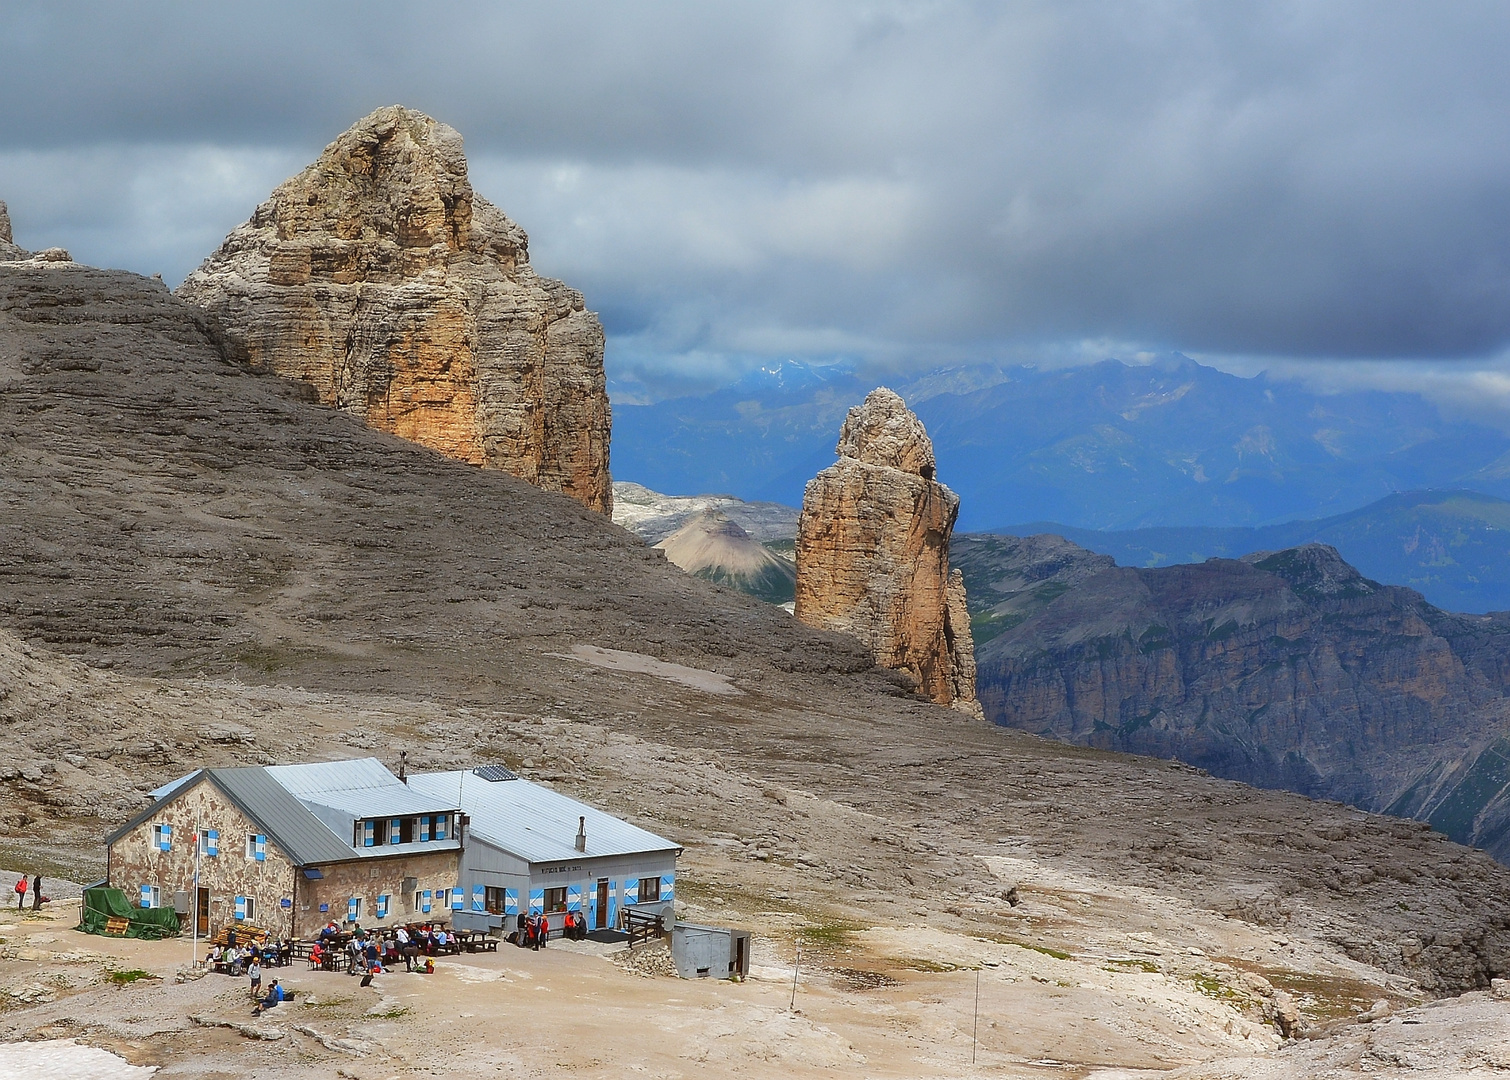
[982,489,1510,614]
[611,356,1510,533]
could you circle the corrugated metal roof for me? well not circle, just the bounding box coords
[209,766,355,866]
[264,758,459,818]
[406,771,680,865]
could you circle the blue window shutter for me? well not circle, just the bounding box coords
[348,897,358,921]
[140,884,152,908]
[235,896,247,921]
[504,888,518,915]
[451,885,464,911]
[607,881,618,927]
[160,823,172,851]
[529,888,544,916]
[566,884,582,911]
[471,884,484,912]
[623,878,638,906]
[376,894,388,919]
[254,835,266,862]
[390,819,402,844]
[206,829,219,857]
[362,820,374,848]
[421,890,431,914]
[419,816,430,842]
[661,874,674,901]
[434,815,447,841]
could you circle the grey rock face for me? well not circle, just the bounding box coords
[968,536,1510,860]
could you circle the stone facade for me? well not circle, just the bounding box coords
[108,778,298,938]
[298,849,458,931]
[795,388,981,717]
[108,776,461,939]
[176,106,613,515]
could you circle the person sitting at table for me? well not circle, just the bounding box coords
[205,943,223,967]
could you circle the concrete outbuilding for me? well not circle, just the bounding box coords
[672,922,750,980]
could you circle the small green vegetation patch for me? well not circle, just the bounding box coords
[890,957,959,973]
[1104,957,1159,973]
[1190,975,1237,999]
[1010,941,1071,960]
[800,921,865,949]
[105,968,159,986]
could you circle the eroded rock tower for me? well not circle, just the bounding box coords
[795,388,981,716]
[178,106,612,514]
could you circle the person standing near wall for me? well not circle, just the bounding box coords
[30,875,42,911]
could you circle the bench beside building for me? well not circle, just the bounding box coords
[106,758,680,941]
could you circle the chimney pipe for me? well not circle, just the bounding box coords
[575,815,586,853]
[398,751,407,784]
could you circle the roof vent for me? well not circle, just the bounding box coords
[575,815,586,853]
[473,764,519,782]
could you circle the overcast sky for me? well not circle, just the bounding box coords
[4,1,1510,402]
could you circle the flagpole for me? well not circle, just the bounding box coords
[190,817,200,967]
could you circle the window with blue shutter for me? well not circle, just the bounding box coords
[234,896,247,921]
[451,886,464,911]
[661,874,674,901]
[254,835,266,862]
[623,878,639,906]
[140,884,152,908]
[567,884,582,911]
[471,884,485,912]
[504,888,518,915]
[390,819,402,844]
[419,816,431,842]
[528,888,544,916]
[362,820,374,848]
[160,823,172,851]
[376,894,389,919]
[434,815,447,841]
[347,896,359,921]
[420,890,431,914]
[206,829,219,857]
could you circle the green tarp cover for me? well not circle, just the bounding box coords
[76,886,179,939]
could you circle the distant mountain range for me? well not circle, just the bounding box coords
[995,489,1510,614]
[954,535,1510,863]
[611,356,1510,532]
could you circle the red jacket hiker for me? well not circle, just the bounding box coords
[13,878,25,909]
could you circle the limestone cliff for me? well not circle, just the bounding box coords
[795,388,980,716]
[177,106,611,514]
[962,536,1510,859]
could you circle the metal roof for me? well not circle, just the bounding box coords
[406,771,680,865]
[113,758,461,866]
[264,758,458,816]
[208,766,357,866]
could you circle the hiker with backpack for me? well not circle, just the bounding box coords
[13,876,25,910]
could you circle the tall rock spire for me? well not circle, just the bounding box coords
[795,388,981,716]
[177,106,612,514]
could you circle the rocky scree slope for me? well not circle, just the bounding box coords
[962,536,1510,859]
[4,260,1510,995]
[178,105,612,514]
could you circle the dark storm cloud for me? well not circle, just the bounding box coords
[3,1,1510,388]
